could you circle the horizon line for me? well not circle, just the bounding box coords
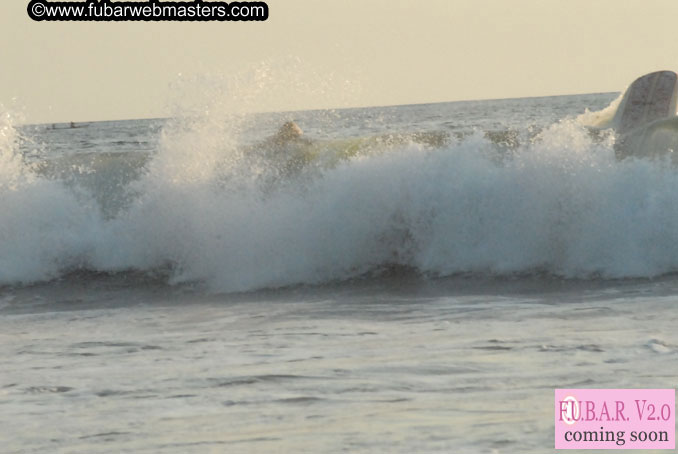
[20,90,620,127]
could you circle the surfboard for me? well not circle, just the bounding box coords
[614,71,678,134]
[615,116,678,161]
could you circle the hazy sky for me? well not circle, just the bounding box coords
[2,0,678,124]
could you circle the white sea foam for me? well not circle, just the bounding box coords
[99,114,678,291]
[0,113,99,284]
[5,92,678,291]
[576,92,623,129]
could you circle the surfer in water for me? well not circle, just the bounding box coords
[268,121,312,146]
[254,121,315,177]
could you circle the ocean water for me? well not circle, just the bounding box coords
[3,92,678,453]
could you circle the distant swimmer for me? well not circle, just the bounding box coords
[70,122,76,129]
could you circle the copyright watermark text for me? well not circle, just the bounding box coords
[27,0,269,22]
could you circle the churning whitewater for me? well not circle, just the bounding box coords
[4,92,678,292]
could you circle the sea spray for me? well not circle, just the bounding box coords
[7,82,678,291]
[0,112,100,283]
